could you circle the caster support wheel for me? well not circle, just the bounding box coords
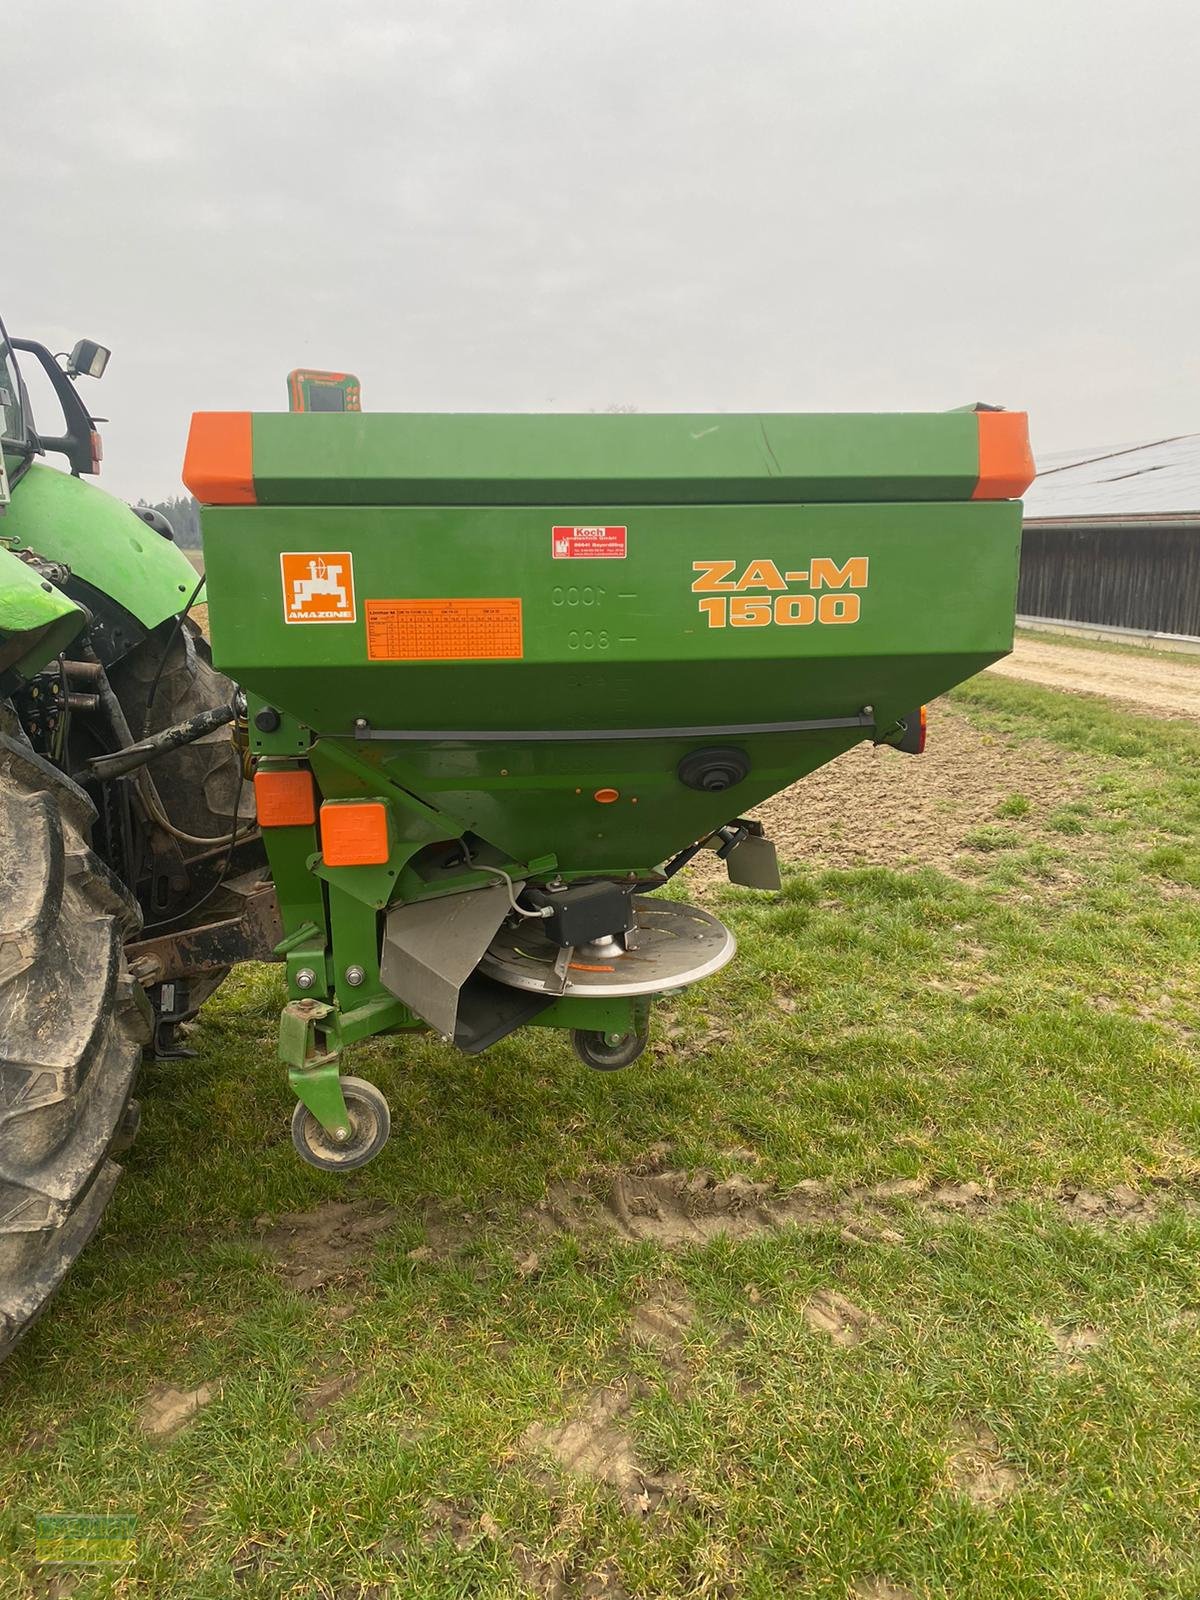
[291,1076,391,1171]
[571,1028,648,1071]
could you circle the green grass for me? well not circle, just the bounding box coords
[995,793,1032,820]
[2,676,1199,1598]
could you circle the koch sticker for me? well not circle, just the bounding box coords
[281,551,356,623]
[552,525,627,559]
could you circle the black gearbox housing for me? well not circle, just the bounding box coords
[524,881,635,947]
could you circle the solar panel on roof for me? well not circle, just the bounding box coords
[1024,434,1200,518]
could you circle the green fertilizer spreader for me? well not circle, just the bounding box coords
[184,406,1033,1169]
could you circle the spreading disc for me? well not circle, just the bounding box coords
[480,895,735,997]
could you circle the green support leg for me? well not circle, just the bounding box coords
[278,998,351,1139]
[289,1062,352,1143]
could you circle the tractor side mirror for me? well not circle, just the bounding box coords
[66,339,110,380]
[10,337,104,476]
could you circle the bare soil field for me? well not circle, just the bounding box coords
[684,635,1196,889]
[690,705,1091,885]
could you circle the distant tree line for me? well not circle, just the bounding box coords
[136,493,201,551]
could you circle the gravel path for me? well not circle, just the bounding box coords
[989,637,1200,720]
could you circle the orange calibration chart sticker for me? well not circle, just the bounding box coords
[365,598,524,661]
[280,552,356,623]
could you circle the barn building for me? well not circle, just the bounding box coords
[1019,434,1200,649]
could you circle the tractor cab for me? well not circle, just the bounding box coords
[0,313,110,487]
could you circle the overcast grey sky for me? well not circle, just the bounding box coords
[8,0,1200,500]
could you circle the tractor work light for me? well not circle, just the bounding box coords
[67,339,110,380]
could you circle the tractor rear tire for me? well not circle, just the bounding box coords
[105,615,265,1025]
[105,615,260,924]
[108,614,251,840]
[0,731,151,1361]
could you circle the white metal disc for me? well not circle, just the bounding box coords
[479,895,736,997]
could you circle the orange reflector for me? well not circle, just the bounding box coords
[593,788,620,804]
[321,800,390,867]
[182,412,256,505]
[972,411,1036,500]
[254,768,316,827]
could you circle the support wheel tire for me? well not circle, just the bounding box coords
[290,1077,391,1172]
[0,731,151,1363]
[571,1028,648,1071]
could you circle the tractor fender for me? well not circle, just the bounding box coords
[1,464,200,647]
[0,545,86,690]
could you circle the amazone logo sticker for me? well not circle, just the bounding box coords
[690,556,868,628]
[281,551,357,624]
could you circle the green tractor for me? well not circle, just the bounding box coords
[0,317,272,1358]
